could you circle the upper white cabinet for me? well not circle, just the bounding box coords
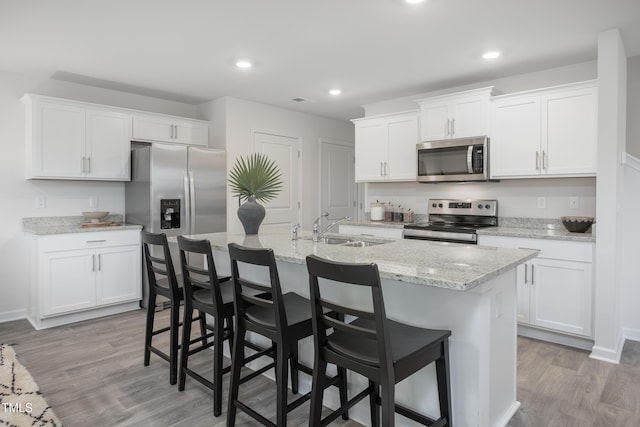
[490,80,597,179]
[132,114,209,146]
[417,87,494,141]
[23,95,131,180]
[352,111,419,182]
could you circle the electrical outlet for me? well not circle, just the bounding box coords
[537,197,546,209]
[35,195,46,209]
[569,196,579,209]
[89,195,98,208]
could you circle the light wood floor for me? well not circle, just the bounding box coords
[2,309,640,426]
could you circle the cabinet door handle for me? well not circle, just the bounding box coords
[97,254,101,271]
[86,240,106,243]
[524,263,528,284]
[92,254,96,272]
[81,157,86,173]
[445,119,450,136]
[380,162,383,176]
[174,124,178,139]
[384,162,388,176]
[543,150,547,170]
[87,157,91,173]
[531,264,535,285]
[450,118,455,136]
[535,151,540,171]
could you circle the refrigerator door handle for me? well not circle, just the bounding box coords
[183,172,190,233]
[189,171,196,233]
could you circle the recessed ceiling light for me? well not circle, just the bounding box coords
[236,60,252,69]
[482,51,501,60]
[405,0,425,3]
[329,89,342,95]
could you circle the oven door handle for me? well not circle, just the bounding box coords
[467,146,474,174]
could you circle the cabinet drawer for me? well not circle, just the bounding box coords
[478,235,593,262]
[39,230,140,252]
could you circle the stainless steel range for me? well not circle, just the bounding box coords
[403,199,498,244]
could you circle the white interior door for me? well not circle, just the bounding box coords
[320,140,356,220]
[253,132,300,231]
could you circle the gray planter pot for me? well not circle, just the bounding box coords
[237,197,266,235]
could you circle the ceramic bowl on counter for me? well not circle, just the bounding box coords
[561,216,595,233]
[82,211,109,223]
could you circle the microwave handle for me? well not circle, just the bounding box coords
[467,146,474,174]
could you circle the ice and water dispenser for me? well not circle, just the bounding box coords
[160,199,181,229]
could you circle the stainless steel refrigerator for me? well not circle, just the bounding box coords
[125,142,227,307]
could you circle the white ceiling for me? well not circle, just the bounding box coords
[1,0,639,121]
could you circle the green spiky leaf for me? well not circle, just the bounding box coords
[228,153,283,203]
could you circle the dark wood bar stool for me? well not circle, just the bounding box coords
[141,231,207,385]
[306,255,453,427]
[226,243,348,427]
[176,235,236,417]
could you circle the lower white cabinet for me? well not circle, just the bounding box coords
[478,235,593,338]
[27,229,142,329]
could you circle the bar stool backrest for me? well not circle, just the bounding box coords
[176,235,224,310]
[306,254,393,381]
[141,231,180,297]
[228,243,288,337]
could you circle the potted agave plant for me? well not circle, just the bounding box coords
[228,153,283,234]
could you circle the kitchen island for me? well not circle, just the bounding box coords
[180,230,537,427]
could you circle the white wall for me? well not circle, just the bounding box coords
[365,178,596,219]
[210,96,354,234]
[627,56,640,157]
[592,29,627,363]
[0,68,203,321]
[362,61,598,116]
[621,155,640,340]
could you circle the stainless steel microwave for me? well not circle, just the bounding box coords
[416,136,490,183]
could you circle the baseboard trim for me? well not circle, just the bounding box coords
[496,401,521,427]
[590,334,625,364]
[517,325,594,350]
[0,309,27,323]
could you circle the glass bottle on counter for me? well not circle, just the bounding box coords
[403,208,414,223]
[384,203,394,222]
[393,205,404,222]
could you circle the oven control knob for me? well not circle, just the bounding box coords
[438,203,443,208]
[485,204,491,210]
[477,204,483,209]
[432,203,437,208]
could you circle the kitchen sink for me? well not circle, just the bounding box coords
[302,236,391,247]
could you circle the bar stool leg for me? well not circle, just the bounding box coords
[143,291,156,367]
[309,356,327,425]
[338,366,349,420]
[199,311,207,346]
[380,380,395,427]
[369,380,380,427]
[212,316,225,416]
[178,304,193,391]
[275,343,289,427]
[289,343,299,394]
[169,298,180,385]
[436,340,452,423]
[227,327,245,426]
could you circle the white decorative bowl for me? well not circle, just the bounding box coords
[82,211,109,223]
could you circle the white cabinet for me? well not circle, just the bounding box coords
[352,111,419,182]
[338,224,403,239]
[132,114,209,146]
[478,235,593,338]
[490,80,597,179]
[417,87,494,141]
[23,95,131,181]
[27,230,142,329]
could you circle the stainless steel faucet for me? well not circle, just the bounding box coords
[312,212,351,242]
[291,223,301,240]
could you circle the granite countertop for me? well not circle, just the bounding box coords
[476,226,595,242]
[23,215,142,235]
[176,230,538,292]
[347,217,596,243]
